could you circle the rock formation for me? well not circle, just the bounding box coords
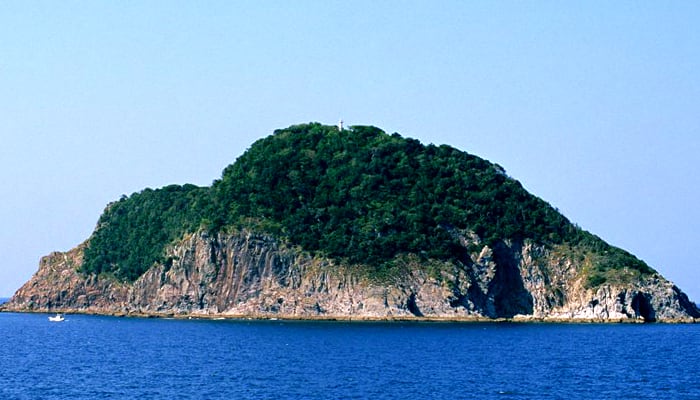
[5,230,698,322]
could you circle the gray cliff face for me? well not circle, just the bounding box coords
[5,231,699,322]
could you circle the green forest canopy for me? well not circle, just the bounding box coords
[80,123,652,285]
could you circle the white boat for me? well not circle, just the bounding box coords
[48,314,64,322]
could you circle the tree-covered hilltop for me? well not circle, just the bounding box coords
[214,124,572,259]
[80,123,653,284]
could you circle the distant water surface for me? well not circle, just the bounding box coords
[0,313,698,399]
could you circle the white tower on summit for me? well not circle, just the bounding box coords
[338,119,344,131]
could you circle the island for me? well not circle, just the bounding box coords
[3,123,698,322]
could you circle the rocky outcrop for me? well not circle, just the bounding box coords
[5,243,130,313]
[4,231,699,322]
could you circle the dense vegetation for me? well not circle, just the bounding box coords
[81,123,653,285]
[214,124,572,260]
[80,184,209,281]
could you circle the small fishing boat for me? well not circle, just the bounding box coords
[48,314,65,322]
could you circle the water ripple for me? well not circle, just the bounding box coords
[1,314,699,399]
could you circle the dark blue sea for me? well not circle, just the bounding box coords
[1,312,698,399]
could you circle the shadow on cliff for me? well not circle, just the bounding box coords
[453,239,534,319]
[489,240,534,318]
[667,286,700,319]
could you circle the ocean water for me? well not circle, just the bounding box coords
[0,313,698,399]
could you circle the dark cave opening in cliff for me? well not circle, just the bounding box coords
[407,293,423,317]
[631,293,656,322]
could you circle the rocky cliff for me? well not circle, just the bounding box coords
[5,230,698,322]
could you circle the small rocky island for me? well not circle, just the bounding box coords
[4,123,699,322]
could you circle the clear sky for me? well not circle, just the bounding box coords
[1,2,698,300]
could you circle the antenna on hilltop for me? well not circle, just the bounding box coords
[338,119,344,131]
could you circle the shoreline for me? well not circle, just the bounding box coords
[2,306,697,324]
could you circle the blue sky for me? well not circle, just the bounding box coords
[1,2,698,299]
